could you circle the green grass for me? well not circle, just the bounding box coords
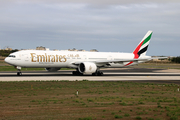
[0,66,45,71]
[0,81,180,120]
[131,62,180,69]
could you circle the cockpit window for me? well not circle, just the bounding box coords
[8,55,16,58]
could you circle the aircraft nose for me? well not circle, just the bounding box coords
[4,57,13,65]
[4,57,9,63]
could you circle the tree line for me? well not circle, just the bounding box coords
[0,50,18,57]
[170,56,180,63]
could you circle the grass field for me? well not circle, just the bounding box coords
[0,81,180,120]
[131,63,180,70]
[0,66,45,71]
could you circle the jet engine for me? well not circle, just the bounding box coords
[78,62,97,74]
[45,68,61,72]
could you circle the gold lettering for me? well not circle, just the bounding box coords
[45,53,47,62]
[62,55,67,62]
[30,53,67,63]
[48,55,51,62]
[37,55,45,62]
[56,55,59,62]
[75,54,79,57]
[30,53,36,62]
[68,54,73,57]
[59,55,62,62]
[51,55,55,62]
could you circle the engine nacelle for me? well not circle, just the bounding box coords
[78,62,97,74]
[45,68,61,72]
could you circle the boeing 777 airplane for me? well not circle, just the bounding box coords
[5,31,166,76]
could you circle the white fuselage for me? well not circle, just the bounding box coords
[5,50,150,68]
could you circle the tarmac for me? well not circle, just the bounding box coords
[0,68,180,84]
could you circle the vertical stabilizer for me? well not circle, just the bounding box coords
[133,31,153,58]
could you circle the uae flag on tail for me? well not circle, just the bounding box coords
[133,31,153,59]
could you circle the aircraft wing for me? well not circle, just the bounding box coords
[73,57,167,65]
[95,57,167,64]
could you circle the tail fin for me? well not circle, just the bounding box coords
[133,31,153,58]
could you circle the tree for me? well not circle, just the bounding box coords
[0,49,19,57]
[170,56,180,63]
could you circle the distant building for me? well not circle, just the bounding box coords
[5,47,12,51]
[68,48,78,51]
[90,49,98,52]
[36,46,46,50]
[78,49,86,52]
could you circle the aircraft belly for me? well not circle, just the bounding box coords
[18,61,69,68]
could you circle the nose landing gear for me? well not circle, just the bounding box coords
[15,66,22,76]
[17,71,22,76]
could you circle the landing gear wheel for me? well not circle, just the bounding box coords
[16,66,22,76]
[92,73,97,76]
[92,71,103,76]
[17,72,22,76]
[73,71,76,75]
[98,71,103,76]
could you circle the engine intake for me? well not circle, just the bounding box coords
[78,62,97,74]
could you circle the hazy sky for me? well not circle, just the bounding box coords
[0,0,179,56]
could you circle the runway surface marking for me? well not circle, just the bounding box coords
[0,69,180,81]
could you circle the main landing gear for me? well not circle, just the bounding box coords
[92,71,103,76]
[16,66,22,76]
[92,68,103,76]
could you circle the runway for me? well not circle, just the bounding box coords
[0,68,180,82]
